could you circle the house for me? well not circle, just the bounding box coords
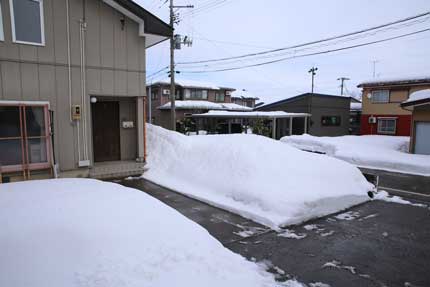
[256,93,352,137]
[231,89,259,108]
[357,76,430,136]
[147,79,251,131]
[0,0,171,182]
[400,89,430,155]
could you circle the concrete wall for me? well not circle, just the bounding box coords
[0,0,147,172]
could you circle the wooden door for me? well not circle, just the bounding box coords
[92,101,120,162]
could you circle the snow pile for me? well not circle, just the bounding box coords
[144,124,372,229]
[0,179,287,287]
[375,191,427,208]
[281,134,430,176]
[404,89,430,103]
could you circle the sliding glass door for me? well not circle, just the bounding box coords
[0,103,51,174]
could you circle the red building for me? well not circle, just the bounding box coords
[357,76,430,136]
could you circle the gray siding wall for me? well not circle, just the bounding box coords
[0,0,147,171]
[310,96,350,136]
[258,96,350,136]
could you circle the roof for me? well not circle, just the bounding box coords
[151,79,235,91]
[350,102,362,111]
[255,93,351,110]
[357,75,430,88]
[401,89,430,108]
[158,101,252,111]
[104,0,172,48]
[191,110,310,119]
[231,89,259,100]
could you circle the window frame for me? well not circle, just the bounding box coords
[371,90,390,104]
[0,1,4,41]
[321,116,341,127]
[9,0,45,46]
[0,101,51,173]
[215,92,225,102]
[377,118,396,135]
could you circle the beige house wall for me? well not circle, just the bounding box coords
[0,0,147,173]
[361,85,430,115]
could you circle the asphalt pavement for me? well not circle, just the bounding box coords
[120,179,430,287]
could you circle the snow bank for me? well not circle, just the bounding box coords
[144,125,372,229]
[0,179,284,287]
[281,134,430,176]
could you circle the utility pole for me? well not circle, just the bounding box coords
[337,77,350,95]
[308,67,318,94]
[372,60,379,78]
[169,1,193,131]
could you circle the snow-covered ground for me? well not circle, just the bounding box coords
[143,125,372,229]
[281,134,430,176]
[0,179,298,287]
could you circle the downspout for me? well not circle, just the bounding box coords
[79,0,89,163]
[66,0,82,164]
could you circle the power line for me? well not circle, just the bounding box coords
[180,16,430,69]
[177,11,430,65]
[178,28,430,73]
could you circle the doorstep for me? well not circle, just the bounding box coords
[89,160,146,180]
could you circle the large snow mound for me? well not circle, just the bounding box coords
[0,179,284,287]
[281,134,430,176]
[404,89,430,103]
[144,125,372,229]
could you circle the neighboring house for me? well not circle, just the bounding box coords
[349,100,362,135]
[256,93,351,136]
[147,79,251,130]
[357,76,430,136]
[231,89,259,108]
[400,89,430,155]
[0,0,171,181]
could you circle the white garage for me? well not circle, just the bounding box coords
[414,122,430,155]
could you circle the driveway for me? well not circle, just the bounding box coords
[119,179,430,287]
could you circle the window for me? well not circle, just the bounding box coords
[321,116,341,126]
[377,118,396,134]
[0,2,4,41]
[151,90,158,100]
[215,92,225,102]
[0,103,51,173]
[188,89,208,100]
[10,0,45,45]
[371,90,390,103]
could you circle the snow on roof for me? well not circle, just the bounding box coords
[220,103,253,111]
[403,89,430,104]
[358,75,430,87]
[159,100,224,110]
[350,102,362,111]
[158,101,252,111]
[192,110,310,118]
[152,79,233,90]
[231,89,259,99]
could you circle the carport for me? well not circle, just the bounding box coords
[191,110,311,139]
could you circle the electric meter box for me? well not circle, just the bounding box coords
[72,105,81,120]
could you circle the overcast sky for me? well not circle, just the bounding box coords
[135,0,430,104]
